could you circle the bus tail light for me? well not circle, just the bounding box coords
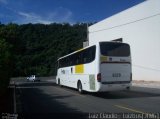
[97,73,101,82]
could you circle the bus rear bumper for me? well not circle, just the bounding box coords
[98,83,132,92]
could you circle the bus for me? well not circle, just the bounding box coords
[56,41,132,93]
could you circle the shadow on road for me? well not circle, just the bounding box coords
[57,84,160,100]
[41,83,160,100]
[89,87,160,99]
[14,81,160,119]
[16,83,87,119]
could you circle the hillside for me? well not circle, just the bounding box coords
[0,22,91,77]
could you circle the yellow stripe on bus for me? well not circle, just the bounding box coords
[100,55,108,62]
[75,64,84,73]
[76,48,84,52]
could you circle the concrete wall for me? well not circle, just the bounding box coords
[89,0,160,81]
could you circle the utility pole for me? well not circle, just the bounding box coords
[83,23,89,48]
[87,23,89,42]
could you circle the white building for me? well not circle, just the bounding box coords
[89,0,160,81]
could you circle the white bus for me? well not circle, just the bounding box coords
[56,41,132,93]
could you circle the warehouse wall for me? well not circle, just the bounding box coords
[89,0,160,81]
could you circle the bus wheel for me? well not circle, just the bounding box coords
[78,81,83,94]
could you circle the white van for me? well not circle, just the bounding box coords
[27,75,40,82]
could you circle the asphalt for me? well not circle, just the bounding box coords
[13,78,160,119]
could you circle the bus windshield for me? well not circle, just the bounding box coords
[100,42,130,57]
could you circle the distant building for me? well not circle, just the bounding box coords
[89,0,160,81]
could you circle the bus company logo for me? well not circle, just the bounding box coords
[112,73,121,77]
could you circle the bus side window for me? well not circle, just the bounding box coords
[84,58,87,63]
[68,56,72,66]
[71,53,76,65]
[84,46,96,64]
[86,49,90,63]
[83,50,88,63]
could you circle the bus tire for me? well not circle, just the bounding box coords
[77,81,83,94]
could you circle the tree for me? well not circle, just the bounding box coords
[0,22,93,76]
[0,38,13,95]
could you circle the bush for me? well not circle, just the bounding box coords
[0,38,12,95]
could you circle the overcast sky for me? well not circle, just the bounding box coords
[0,0,145,24]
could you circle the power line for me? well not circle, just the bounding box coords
[89,13,160,34]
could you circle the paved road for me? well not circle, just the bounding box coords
[14,78,160,119]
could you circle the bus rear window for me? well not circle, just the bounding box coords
[100,42,130,57]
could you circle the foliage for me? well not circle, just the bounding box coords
[0,38,13,94]
[0,22,92,77]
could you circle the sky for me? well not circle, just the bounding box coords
[0,0,145,24]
